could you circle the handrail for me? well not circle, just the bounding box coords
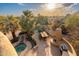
[62,37,77,56]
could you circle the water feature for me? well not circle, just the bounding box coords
[15,43,26,53]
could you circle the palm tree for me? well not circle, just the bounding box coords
[7,16,21,43]
[20,10,35,33]
[0,17,10,33]
[23,10,33,20]
[0,16,21,43]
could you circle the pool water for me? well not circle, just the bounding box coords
[15,43,26,52]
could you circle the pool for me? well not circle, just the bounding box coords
[15,43,26,52]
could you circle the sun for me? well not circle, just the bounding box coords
[46,3,56,10]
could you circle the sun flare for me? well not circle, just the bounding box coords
[46,3,56,10]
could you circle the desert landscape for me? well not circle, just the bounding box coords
[0,3,79,56]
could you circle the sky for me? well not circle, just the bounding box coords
[0,3,79,16]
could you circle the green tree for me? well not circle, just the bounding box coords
[0,16,21,43]
[34,14,48,31]
[7,16,21,43]
[20,10,35,33]
[23,10,33,20]
[64,15,79,30]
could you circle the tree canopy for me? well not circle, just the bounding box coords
[64,15,79,30]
